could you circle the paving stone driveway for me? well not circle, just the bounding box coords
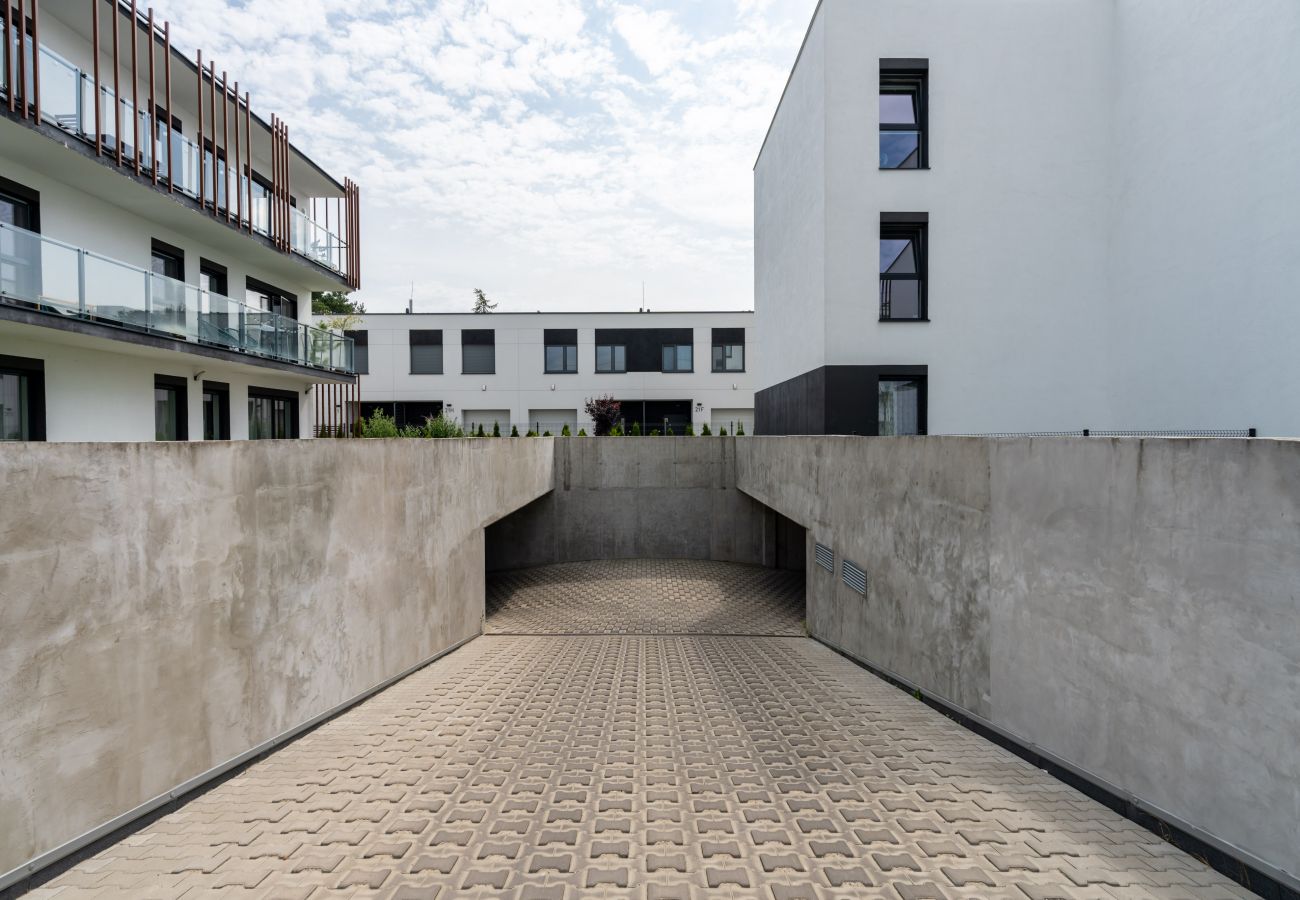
[486,560,805,636]
[31,564,1255,899]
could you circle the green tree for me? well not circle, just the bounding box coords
[472,288,497,314]
[312,291,365,315]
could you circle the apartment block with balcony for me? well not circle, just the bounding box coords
[342,310,756,436]
[0,0,360,441]
[754,0,1300,437]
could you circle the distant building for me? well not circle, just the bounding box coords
[1,0,360,442]
[342,310,755,435]
[754,0,1299,436]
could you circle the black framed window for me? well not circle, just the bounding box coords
[880,60,928,169]
[461,329,495,375]
[199,259,227,297]
[150,239,185,281]
[202,381,230,441]
[0,177,41,303]
[409,330,443,374]
[247,277,298,320]
[0,354,45,441]
[347,330,369,374]
[878,375,927,436]
[544,329,578,374]
[711,328,745,372]
[661,344,693,373]
[154,374,188,441]
[248,387,299,440]
[880,215,927,321]
[596,344,626,373]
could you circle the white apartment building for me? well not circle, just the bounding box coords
[345,311,756,435]
[755,0,1300,437]
[1,0,359,442]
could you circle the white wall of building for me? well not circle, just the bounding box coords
[756,0,1300,436]
[349,311,756,433]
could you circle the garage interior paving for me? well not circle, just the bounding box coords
[26,560,1256,899]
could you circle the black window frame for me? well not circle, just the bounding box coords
[544,329,578,374]
[198,258,228,297]
[154,374,189,442]
[347,329,370,375]
[877,372,928,436]
[248,386,300,440]
[246,276,298,321]
[150,239,186,281]
[880,213,928,322]
[409,329,444,375]
[202,380,230,441]
[0,353,46,441]
[660,343,694,374]
[711,328,746,373]
[595,344,627,374]
[880,59,929,170]
[461,329,496,376]
[0,174,41,233]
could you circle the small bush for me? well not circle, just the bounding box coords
[543,430,553,437]
[578,428,587,436]
[649,428,661,437]
[560,424,571,436]
[361,409,399,438]
[526,430,538,437]
[492,421,501,437]
[664,424,674,436]
[630,421,642,436]
[511,425,519,437]
[610,423,623,436]
[398,424,423,438]
[423,412,464,438]
[718,426,728,436]
[701,423,712,436]
[584,395,622,436]
[476,423,486,438]
[684,423,695,436]
[735,422,745,436]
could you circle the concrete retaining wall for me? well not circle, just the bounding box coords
[735,436,1300,888]
[0,439,554,882]
[487,437,779,571]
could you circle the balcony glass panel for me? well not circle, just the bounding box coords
[0,222,353,373]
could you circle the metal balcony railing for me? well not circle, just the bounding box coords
[0,221,354,373]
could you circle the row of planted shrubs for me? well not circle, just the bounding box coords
[346,410,747,439]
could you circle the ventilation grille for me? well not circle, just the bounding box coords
[842,559,868,595]
[814,543,835,573]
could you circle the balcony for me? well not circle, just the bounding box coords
[0,221,354,374]
[2,31,353,283]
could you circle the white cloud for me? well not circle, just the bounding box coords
[148,0,813,312]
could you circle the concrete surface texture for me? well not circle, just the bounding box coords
[486,437,777,571]
[486,559,805,635]
[735,436,1300,888]
[25,573,1256,899]
[0,439,555,883]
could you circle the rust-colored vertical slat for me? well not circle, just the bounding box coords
[147,8,155,182]
[314,381,320,438]
[221,71,229,222]
[232,80,241,226]
[7,0,18,114]
[111,0,120,165]
[244,91,251,231]
[163,21,171,190]
[30,0,40,122]
[16,0,25,114]
[269,115,277,247]
[207,60,216,215]
[283,122,292,252]
[130,0,139,173]
[196,48,203,207]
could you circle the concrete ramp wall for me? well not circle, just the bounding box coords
[735,436,1300,890]
[0,438,554,884]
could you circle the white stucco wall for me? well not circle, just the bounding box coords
[348,311,756,432]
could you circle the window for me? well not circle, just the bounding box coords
[348,330,369,374]
[0,177,40,302]
[661,344,693,373]
[248,388,299,439]
[544,329,578,374]
[461,329,495,375]
[199,260,227,298]
[202,381,230,441]
[0,354,45,441]
[711,328,745,372]
[878,376,925,436]
[154,375,188,441]
[247,277,298,320]
[596,344,626,373]
[880,60,928,169]
[880,215,927,320]
[409,330,442,374]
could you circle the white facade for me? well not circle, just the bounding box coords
[1,0,359,442]
[755,0,1300,436]
[346,311,756,434]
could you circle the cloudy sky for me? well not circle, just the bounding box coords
[149,0,813,313]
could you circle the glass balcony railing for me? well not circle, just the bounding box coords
[0,221,354,373]
[2,35,350,279]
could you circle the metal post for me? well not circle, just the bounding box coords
[130,0,138,173]
[243,91,251,230]
[4,0,13,114]
[196,48,203,207]
[147,7,155,181]
[232,80,240,226]
[16,0,26,114]
[110,0,120,165]
[77,249,86,314]
[164,21,171,190]
[30,0,39,122]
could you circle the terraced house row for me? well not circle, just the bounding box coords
[0,0,359,442]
